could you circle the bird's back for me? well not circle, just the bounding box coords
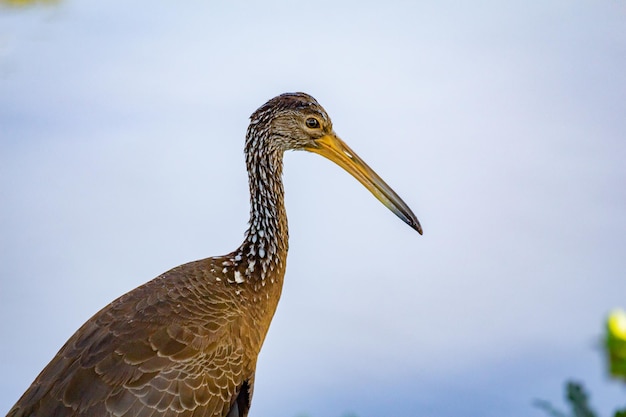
[8,256,275,417]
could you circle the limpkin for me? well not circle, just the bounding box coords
[7,92,422,417]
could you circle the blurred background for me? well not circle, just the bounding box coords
[1,1,625,416]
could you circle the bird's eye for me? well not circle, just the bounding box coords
[305,118,320,129]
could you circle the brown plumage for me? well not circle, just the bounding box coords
[7,92,421,417]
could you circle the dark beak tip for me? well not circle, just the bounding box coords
[411,217,423,235]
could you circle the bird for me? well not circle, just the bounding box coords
[6,92,422,417]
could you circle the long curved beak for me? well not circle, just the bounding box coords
[305,134,422,234]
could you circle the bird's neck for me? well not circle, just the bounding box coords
[233,142,289,284]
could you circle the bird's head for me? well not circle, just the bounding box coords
[248,92,422,234]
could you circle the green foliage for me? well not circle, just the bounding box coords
[606,309,626,381]
[535,309,626,417]
[534,381,626,417]
[534,381,625,417]
[534,382,595,417]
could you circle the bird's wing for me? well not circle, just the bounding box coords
[8,261,251,417]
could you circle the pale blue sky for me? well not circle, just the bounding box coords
[1,1,625,416]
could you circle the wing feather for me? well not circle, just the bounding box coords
[7,260,256,417]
